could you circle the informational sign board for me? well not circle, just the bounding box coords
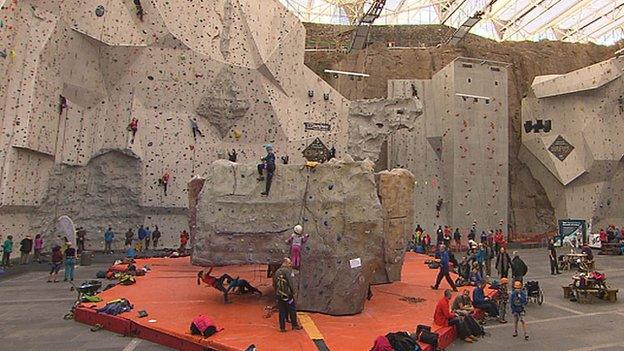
[557,219,586,247]
[304,122,331,132]
[549,135,574,161]
[302,137,330,162]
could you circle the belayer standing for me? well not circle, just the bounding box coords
[257,144,276,196]
[273,258,302,332]
[286,225,309,269]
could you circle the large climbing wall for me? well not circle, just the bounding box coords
[387,57,509,235]
[0,0,349,248]
[520,56,624,231]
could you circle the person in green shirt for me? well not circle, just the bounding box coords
[2,235,14,267]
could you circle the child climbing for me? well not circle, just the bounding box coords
[190,118,203,140]
[128,118,138,144]
[134,0,144,21]
[158,172,170,196]
[257,144,276,196]
[286,225,309,269]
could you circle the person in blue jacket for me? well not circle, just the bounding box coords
[510,280,529,340]
[104,227,115,254]
[473,281,505,323]
[476,243,486,275]
[431,244,458,291]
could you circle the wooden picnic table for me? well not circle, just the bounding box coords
[562,274,618,303]
[560,253,589,271]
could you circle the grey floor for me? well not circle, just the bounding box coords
[2,248,623,351]
[449,248,624,351]
[0,256,171,351]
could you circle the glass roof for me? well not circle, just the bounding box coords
[279,0,624,45]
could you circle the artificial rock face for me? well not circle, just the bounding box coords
[189,159,414,315]
[386,58,509,234]
[348,98,423,163]
[521,57,624,229]
[0,0,348,247]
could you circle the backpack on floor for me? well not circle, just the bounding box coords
[415,325,438,349]
[385,331,417,351]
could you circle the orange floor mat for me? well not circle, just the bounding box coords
[78,253,468,351]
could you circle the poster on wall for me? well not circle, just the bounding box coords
[557,219,586,247]
[548,135,574,161]
[588,233,602,249]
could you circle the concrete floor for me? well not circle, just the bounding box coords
[0,253,171,351]
[1,248,623,351]
[449,248,624,351]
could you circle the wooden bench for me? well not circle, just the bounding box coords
[562,285,573,299]
[600,243,622,255]
[573,287,619,303]
[605,288,619,302]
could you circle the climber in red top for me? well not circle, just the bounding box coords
[158,172,170,196]
[433,289,475,343]
[128,118,138,144]
[179,230,189,252]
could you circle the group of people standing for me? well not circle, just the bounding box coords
[412,223,507,254]
[1,234,45,268]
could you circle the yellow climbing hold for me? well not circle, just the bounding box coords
[232,129,242,140]
[305,161,319,169]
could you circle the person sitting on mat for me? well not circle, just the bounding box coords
[197,268,235,303]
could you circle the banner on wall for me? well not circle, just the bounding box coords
[57,215,76,248]
[557,219,586,247]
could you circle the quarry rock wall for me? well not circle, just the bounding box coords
[303,23,617,236]
[189,159,414,314]
[0,0,349,248]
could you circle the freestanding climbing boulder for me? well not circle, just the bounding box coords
[373,169,415,284]
[189,159,415,315]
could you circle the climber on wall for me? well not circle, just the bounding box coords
[257,144,276,196]
[190,118,204,140]
[179,230,190,253]
[59,95,68,116]
[286,225,309,269]
[128,118,138,144]
[134,0,144,21]
[435,198,443,218]
[228,149,237,162]
[158,172,170,196]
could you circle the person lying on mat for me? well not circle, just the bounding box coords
[197,268,235,303]
[228,277,263,296]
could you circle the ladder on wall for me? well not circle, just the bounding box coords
[348,0,386,53]
[446,11,484,46]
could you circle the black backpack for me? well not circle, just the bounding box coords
[385,331,417,351]
[415,324,438,349]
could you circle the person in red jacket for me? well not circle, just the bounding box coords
[494,229,505,254]
[190,315,220,337]
[180,230,190,252]
[434,290,476,343]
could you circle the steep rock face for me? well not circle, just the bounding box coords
[32,150,144,249]
[189,159,414,315]
[348,98,423,163]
